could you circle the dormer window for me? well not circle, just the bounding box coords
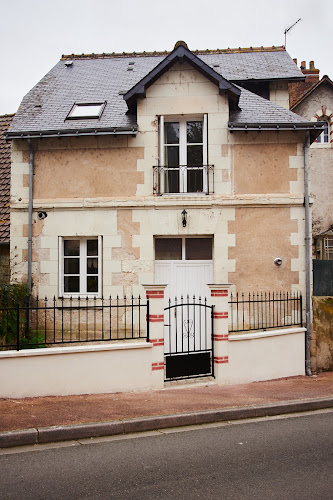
[66,102,106,120]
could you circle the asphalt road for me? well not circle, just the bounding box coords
[0,410,332,499]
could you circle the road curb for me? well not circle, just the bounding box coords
[1,397,333,449]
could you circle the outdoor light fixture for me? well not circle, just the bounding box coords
[181,209,187,227]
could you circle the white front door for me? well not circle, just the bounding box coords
[155,261,213,303]
[154,237,213,358]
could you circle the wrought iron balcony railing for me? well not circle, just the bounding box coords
[153,165,214,195]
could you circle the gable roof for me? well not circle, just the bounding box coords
[124,44,241,110]
[290,75,333,110]
[0,114,13,244]
[7,44,306,139]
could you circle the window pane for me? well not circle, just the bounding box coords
[155,238,182,260]
[64,240,80,256]
[64,276,80,293]
[70,104,103,118]
[87,239,98,256]
[87,276,98,293]
[165,145,179,167]
[186,238,212,260]
[64,258,80,274]
[187,121,202,143]
[187,145,203,166]
[187,169,203,193]
[165,123,179,144]
[165,168,179,193]
[87,258,98,274]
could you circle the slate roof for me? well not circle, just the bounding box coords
[230,86,319,127]
[0,114,13,243]
[8,45,309,139]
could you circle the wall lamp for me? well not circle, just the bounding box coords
[181,209,187,227]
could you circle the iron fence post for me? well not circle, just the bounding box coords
[16,302,20,351]
[146,297,150,342]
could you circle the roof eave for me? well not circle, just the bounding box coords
[6,127,138,140]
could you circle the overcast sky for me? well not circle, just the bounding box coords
[1,0,332,115]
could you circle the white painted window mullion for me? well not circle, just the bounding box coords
[159,116,165,194]
[203,113,208,193]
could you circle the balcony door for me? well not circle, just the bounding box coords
[159,115,208,194]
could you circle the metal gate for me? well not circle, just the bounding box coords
[164,295,214,380]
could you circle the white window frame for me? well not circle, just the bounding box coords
[59,236,102,297]
[159,115,208,194]
[66,102,106,120]
[154,236,213,261]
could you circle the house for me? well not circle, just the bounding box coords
[290,63,333,372]
[0,114,13,284]
[290,68,333,260]
[2,42,325,394]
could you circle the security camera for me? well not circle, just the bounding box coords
[274,257,282,266]
[37,211,47,220]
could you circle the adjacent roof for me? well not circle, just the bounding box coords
[7,44,309,139]
[290,75,333,110]
[0,114,13,243]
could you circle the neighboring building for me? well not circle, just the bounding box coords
[290,68,333,260]
[0,114,13,284]
[7,43,322,303]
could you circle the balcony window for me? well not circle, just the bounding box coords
[156,115,210,194]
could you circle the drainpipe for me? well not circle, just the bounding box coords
[303,131,312,376]
[27,139,34,293]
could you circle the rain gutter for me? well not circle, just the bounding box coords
[303,131,312,376]
[27,139,34,293]
[6,128,137,140]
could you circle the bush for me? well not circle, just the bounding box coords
[0,284,30,346]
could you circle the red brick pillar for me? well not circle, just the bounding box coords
[144,285,167,389]
[209,284,231,383]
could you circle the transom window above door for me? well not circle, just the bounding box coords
[155,237,212,260]
[154,115,214,195]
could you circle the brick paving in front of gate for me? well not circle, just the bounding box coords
[0,372,333,433]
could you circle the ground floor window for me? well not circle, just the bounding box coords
[155,237,212,260]
[59,236,102,296]
[315,236,333,260]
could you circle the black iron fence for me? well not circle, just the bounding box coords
[0,296,149,351]
[229,291,303,333]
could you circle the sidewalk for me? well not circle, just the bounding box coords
[1,372,333,448]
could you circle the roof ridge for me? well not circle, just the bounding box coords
[61,45,286,60]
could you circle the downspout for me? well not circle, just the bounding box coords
[27,139,34,293]
[303,131,312,376]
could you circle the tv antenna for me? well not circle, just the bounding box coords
[284,18,301,48]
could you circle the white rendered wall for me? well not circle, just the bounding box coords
[0,343,156,398]
[226,328,306,384]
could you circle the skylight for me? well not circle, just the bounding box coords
[67,102,106,119]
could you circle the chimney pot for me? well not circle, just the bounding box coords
[309,61,315,69]
[293,58,298,65]
[301,61,306,69]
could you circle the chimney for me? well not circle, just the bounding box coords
[289,60,320,108]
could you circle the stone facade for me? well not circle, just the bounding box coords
[10,62,308,301]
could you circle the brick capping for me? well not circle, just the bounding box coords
[146,290,164,299]
[152,362,164,371]
[213,334,229,341]
[149,338,164,346]
[213,356,229,364]
[211,290,228,297]
[148,314,164,323]
[213,312,228,319]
